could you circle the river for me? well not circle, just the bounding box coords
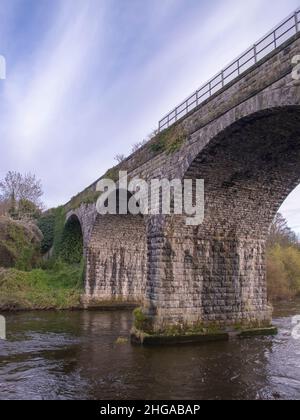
[0,300,300,400]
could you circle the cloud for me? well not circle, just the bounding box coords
[0,0,299,224]
[3,1,105,160]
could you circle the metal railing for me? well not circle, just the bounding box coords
[158,8,300,132]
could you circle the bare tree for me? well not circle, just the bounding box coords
[131,139,148,153]
[131,129,159,154]
[114,154,126,164]
[0,199,10,216]
[267,213,298,248]
[0,171,44,213]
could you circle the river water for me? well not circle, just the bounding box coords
[0,300,300,400]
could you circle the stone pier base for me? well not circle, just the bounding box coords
[131,326,278,346]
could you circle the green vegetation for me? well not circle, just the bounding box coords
[157,323,222,337]
[267,245,300,301]
[51,206,67,257]
[0,203,85,311]
[37,210,56,254]
[0,261,84,311]
[133,307,153,333]
[103,166,121,183]
[0,217,42,271]
[38,206,84,263]
[0,171,87,312]
[67,190,101,211]
[149,125,186,155]
[133,307,224,336]
[58,217,83,264]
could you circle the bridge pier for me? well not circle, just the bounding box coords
[85,214,147,305]
[135,215,272,341]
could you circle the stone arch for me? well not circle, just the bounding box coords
[66,203,98,255]
[183,105,300,238]
[167,79,300,181]
[143,105,300,332]
[85,189,147,304]
[178,106,300,325]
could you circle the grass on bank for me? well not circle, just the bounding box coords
[0,260,84,311]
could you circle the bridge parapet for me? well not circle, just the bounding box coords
[159,7,300,131]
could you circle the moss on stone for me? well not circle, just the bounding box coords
[115,337,129,345]
[238,327,278,337]
[67,190,101,211]
[133,307,153,333]
[149,124,187,155]
[155,322,223,337]
[103,166,120,183]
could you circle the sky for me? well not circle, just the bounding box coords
[0,0,299,231]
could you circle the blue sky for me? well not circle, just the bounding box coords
[0,0,299,231]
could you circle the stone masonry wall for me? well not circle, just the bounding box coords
[85,214,147,303]
[145,217,270,330]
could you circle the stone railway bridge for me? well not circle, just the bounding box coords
[63,31,300,334]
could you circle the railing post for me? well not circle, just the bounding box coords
[295,12,299,32]
[273,30,277,49]
[254,44,257,64]
[221,71,225,87]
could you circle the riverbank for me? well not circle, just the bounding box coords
[0,262,84,311]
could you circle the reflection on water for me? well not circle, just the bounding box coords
[0,300,300,400]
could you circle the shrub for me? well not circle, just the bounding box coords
[133,307,154,334]
[0,216,42,271]
[267,245,300,301]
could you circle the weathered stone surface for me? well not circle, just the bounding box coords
[85,214,147,303]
